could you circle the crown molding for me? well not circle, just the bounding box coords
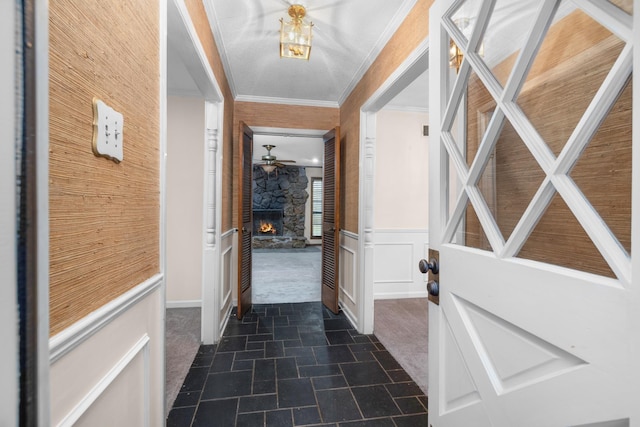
[235,94,339,109]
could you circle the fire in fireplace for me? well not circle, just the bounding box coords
[253,209,284,236]
[258,221,277,234]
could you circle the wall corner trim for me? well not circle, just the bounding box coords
[49,274,163,363]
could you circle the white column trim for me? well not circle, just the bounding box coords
[205,107,219,248]
[357,111,376,334]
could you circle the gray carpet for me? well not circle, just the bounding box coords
[252,246,322,304]
[374,298,429,394]
[165,307,201,414]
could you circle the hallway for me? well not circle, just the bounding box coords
[167,302,427,426]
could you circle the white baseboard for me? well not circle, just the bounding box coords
[339,303,359,332]
[374,291,428,300]
[165,300,202,309]
[218,304,233,338]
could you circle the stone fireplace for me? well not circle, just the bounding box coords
[252,165,308,249]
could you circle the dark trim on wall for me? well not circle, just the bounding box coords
[19,0,39,425]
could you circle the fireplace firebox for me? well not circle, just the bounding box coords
[253,209,284,236]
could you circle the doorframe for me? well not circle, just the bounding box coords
[632,4,640,423]
[358,39,429,334]
[12,0,53,422]
[168,0,226,344]
[33,0,51,423]
[0,1,18,420]
[243,127,326,308]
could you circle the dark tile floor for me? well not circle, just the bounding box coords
[167,302,428,427]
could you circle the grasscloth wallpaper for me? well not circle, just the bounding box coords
[49,0,159,335]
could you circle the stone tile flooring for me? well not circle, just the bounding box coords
[167,302,428,426]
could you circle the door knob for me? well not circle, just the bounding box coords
[427,280,439,297]
[418,258,439,274]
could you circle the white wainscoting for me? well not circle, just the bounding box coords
[49,277,164,427]
[219,229,235,337]
[58,336,150,427]
[340,230,359,329]
[373,229,429,299]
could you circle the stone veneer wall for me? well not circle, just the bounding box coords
[253,165,309,248]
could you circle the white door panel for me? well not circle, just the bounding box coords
[440,247,628,425]
[429,0,636,425]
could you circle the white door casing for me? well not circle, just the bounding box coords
[1,1,18,422]
[358,39,429,334]
[429,1,636,426]
[168,0,226,344]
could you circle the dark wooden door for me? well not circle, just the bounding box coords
[237,122,253,319]
[322,127,340,314]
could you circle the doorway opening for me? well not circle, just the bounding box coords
[360,40,429,394]
[165,0,226,412]
[250,128,325,305]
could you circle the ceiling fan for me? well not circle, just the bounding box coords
[255,144,296,172]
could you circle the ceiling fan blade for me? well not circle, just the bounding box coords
[276,159,296,163]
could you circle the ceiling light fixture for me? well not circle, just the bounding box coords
[280,4,313,60]
[261,164,277,173]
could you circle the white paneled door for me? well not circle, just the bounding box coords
[428,1,636,426]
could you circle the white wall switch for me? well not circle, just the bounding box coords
[92,98,124,163]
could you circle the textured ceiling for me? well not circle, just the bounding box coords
[202,0,418,107]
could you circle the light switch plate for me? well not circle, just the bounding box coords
[92,98,123,162]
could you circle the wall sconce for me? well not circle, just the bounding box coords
[280,4,313,60]
[449,40,464,73]
[449,17,483,73]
